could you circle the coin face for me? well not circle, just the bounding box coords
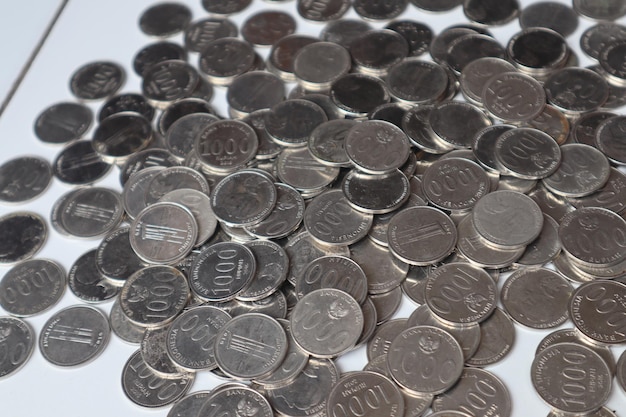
[39,305,110,367]
[570,280,626,344]
[327,371,404,417]
[345,120,411,174]
[0,212,47,265]
[0,156,52,203]
[0,317,34,379]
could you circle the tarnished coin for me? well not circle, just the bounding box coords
[304,189,373,247]
[531,342,612,415]
[466,307,515,367]
[129,202,198,265]
[525,104,570,146]
[570,280,626,344]
[388,325,464,395]
[96,226,146,285]
[140,324,185,377]
[39,305,110,366]
[69,249,119,302]
[422,158,490,212]
[210,170,276,227]
[501,268,573,329]
[543,143,611,198]
[387,206,457,266]
[0,259,65,317]
[432,367,511,417]
[0,212,46,265]
[263,358,339,417]
[34,101,92,144]
[0,317,34,378]
[559,207,626,268]
[53,140,112,185]
[424,262,497,324]
[59,187,124,239]
[494,128,561,180]
[214,313,287,380]
[159,189,217,247]
[122,349,193,408]
[189,241,256,302]
[291,289,363,358]
[327,371,404,417]
[120,265,189,329]
[482,72,546,123]
[0,156,52,203]
[69,61,125,100]
[296,256,367,304]
[472,190,543,249]
[166,305,231,371]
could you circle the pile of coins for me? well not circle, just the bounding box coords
[1,0,626,416]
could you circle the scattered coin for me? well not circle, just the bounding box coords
[0,317,35,379]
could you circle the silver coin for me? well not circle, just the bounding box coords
[96,226,146,285]
[342,169,410,215]
[291,288,363,358]
[0,212,47,265]
[482,71,546,123]
[524,104,570,146]
[237,240,288,301]
[0,156,52,203]
[494,128,561,180]
[145,166,210,207]
[356,297,378,347]
[600,40,626,87]
[368,194,427,247]
[121,349,193,408]
[387,206,457,266]
[265,99,328,148]
[407,304,480,361]
[304,189,373,247]
[226,71,285,119]
[283,230,350,286]
[570,280,626,344]
[345,120,411,175]
[122,166,164,220]
[568,167,626,213]
[371,286,403,324]
[110,297,145,344]
[99,92,155,123]
[501,268,573,329]
[367,318,407,361]
[210,169,277,227]
[429,101,492,150]
[0,258,65,316]
[402,106,455,154]
[165,113,219,160]
[618,350,626,394]
[386,59,448,106]
[401,265,428,306]
[447,34,506,74]
[92,113,153,164]
[472,190,543,249]
[543,143,611,198]
[157,97,215,138]
[456,215,525,269]
[388,325,464,395]
[52,140,112,185]
[166,305,231,371]
[119,265,189,329]
[528,184,575,223]
[132,41,187,76]
[0,316,34,379]
[266,34,317,82]
[544,67,609,114]
[580,23,626,60]
[242,109,284,160]
[519,1,579,37]
[69,249,119,302]
[198,37,255,86]
[459,57,516,106]
[559,207,626,268]
[130,202,198,265]
[142,60,199,109]
[293,42,351,92]
[34,101,92,144]
[167,390,213,417]
[199,386,273,417]
[138,2,191,37]
[69,61,124,100]
[189,241,256,302]
[463,0,519,26]
[422,158,491,212]
[119,148,179,186]
[241,10,295,47]
[515,213,561,267]
[185,16,238,53]
[350,29,408,77]
[39,305,110,366]
[531,342,612,415]
[263,357,339,417]
[210,290,288,320]
[276,147,340,193]
[424,262,497,324]
[59,187,124,239]
[159,189,217,247]
[506,28,569,76]
[327,371,404,417]
[466,307,515,367]
[536,328,616,372]
[595,115,626,165]
[330,73,391,118]
[244,183,304,240]
[140,324,186,377]
[386,20,433,57]
[296,255,367,304]
[214,313,288,380]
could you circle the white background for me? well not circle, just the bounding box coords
[0,0,625,416]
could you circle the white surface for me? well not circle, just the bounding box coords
[0,0,625,416]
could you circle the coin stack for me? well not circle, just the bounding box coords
[1,1,626,417]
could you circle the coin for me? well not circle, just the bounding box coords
[200,386,273,417]
[296,255,368,304]
[291,288,363,358]
[96,226,146,285]
[138,2,191,37]
[466,307,515,367]
[482,72,546,123]
[0,156,52,204]
[39,305,110,366]
[570,280,626,344]
[0,317,34,379]
[159,189,217,247]
[327,371,404,417]
[92,113,153,164]
[69,61,125,100]
[68,249,120,302]
[0,259,65,316]
[536,328,615,372]
[0,212,47,265]
[34,102,92,144]
[53,140,112,185]
[342,169,410,215]
[140,324,186,377]
[494,128,561,180]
